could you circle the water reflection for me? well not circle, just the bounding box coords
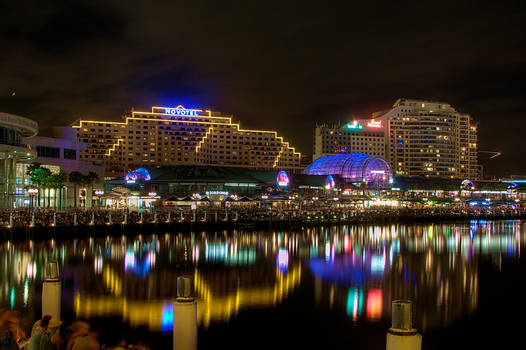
[0,220,524,333]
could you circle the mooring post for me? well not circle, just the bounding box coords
[42,261,61,320]
[173,276,197,350]
[386,300,421,350]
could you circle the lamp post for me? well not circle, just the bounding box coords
[95,190,104,209]
[27,188,38,209]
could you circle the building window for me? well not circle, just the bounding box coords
[36,146,60,159]
[64,149,76,160]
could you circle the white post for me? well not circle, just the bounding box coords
[386,300,421,350]
[91,212,95,225]
[192,211,196,223]
[140,211,144,223]
[74,212,78,226]
[234,211,238,221]
[173,276,197,350]
[9,212,13,228]
[180,211,184,222]
[31,211,35,227]
[53,212,56,227]
[203,211,207,222]
[42,261,61,320]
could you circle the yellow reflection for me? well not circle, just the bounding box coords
[75,264,301,331]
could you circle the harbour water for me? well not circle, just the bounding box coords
[1,220,525,349]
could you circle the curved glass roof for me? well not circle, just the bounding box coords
[303,153,392,186]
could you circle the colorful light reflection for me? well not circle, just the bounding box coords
[366,289,382,320]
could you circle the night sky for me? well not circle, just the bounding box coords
[1,1,525,177]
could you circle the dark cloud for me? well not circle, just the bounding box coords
[0,0,124,54]
[1,0,525,176]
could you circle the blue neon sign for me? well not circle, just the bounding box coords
[165,108,199,116]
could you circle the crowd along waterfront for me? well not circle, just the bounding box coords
[1,220,525,349]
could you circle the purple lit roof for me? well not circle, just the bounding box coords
[303,153,392,186]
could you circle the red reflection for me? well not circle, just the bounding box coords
[366,289,382,320]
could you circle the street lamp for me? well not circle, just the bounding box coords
[95,190,104,209]
[27,188,38,209]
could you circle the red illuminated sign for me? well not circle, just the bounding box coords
[367,119,383,128]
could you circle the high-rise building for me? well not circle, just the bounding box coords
[313,120,386,161]
[72,105,302,177]
[375,98,478,179]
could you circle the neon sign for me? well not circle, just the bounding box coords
[205,190,229,196]
[367,119,383,128]
[325,175,336,189]
[125,168,151,183]
[277,170,290,187]
[164,106,199,116]
[346,121,363,130]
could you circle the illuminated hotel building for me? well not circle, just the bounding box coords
[73,106,302,177]
[313,120,386,161]
[374,99,478,179]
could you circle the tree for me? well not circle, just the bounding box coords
[26,163,51,207]
[48,171,67,209]
[85,172,99,208]
[69,171,84,208]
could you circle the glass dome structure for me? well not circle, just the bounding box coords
[303,153,392,187]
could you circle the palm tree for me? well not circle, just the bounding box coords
[49,171,67,209]
[85,172,99,208]
[69,171,84,208]
[26,163,51,207]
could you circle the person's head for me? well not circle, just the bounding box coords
[69,321,90,335]
[47,317,62,333]
[40,315,52,329]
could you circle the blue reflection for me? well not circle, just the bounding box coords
[310,250,390,285]
[161,303,173,333]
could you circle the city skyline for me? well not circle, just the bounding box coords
[1,1,525,177]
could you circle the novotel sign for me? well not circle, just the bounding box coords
[164,108,199,116]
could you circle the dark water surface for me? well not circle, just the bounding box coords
[1,220,525,349]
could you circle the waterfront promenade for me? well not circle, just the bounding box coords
[1,206,525,240]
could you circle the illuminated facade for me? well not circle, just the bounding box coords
[313,120,386,161]
[303,153,392,188]
[375,99,478,179]
[73,105,302,177]
[0,112,38,208]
